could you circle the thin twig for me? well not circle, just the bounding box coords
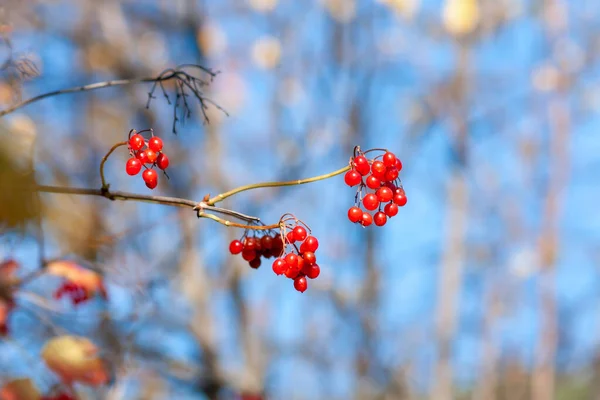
[100,141,128,191]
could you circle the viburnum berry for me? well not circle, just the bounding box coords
[229,240,243,255]
[300,236,319,252]
[142,169,158,189]
[348,206,363,223]
[136,150,150,164]
[394,189,407,206]
[145,149,158,163]
[272,258,287,275]
[125,158,142,176]
[292,226,307,242]
[285,253,299,269]
[302,251,316,265]
[285,265,300,279]
[384,202,399,217]
[385,167,399,182]
[383,151,396,167]
[361,212,373,226]
[303,263,320,279]
[129,134,145,151]
[394,158,402,171]
[261,235,273,250]
[244,237,257,251]
[366,175,381,190]
[344,169,362,187]
[371,161,387,180]
[363,193,379,211]
[242,249,256,262]
[376,186,393,203]
[374,212,387,226]
[156,153,169,170]
[286,231,295,243]
[353,155,371,175]
[249,258,261,269]
[294,275,308,293]
[148,137,163,152]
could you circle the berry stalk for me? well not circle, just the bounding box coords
[99,141,128,191]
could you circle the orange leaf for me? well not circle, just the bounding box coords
[46,261,106,299]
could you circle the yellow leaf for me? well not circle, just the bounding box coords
[0,378,41,400]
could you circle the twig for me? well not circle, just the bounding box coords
[100,141,128,191]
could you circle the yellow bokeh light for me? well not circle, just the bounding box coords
[197,23,228,57]
[442,0,480,36]
[248,0,278,13]
[321,0,357,24]
[251,36,282,69]
[378,0,420,20]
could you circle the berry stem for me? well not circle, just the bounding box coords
[197,211,279,230]
[207,165,351,205]
[99,141,128,191]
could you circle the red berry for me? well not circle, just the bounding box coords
[293,226,307,242]
[285,265,300,279]
[294,275,308,292]
[261,235,273,250]
[145,149,158,163]
[136,150,150,164]
[148,137,163,152]
[362,193,379,211]
[125,158,142,176]
[376,186,393,202]
[300,236,319,253]
[371,161,387,180]
[302,251,317,265]
[361,212,373,226]
[344,169,362,187]
[244,237,257,250]
[156,153,169,170]
[385,167,399,182]
[353,155,370,175]
[394,191,407,206]
[395,158,403,171]
[384,202,399,217]
[284,253,299,269]
[129,134,145,151]
[272,258,287,275]
[348,206,363,223]
[366,175,381,190]
[142,169,158,189]
[382,152,397,167]
[374,212,387,226]
[229,240,244,254]
[286,231,295,243]
[249,258,261,269]
[304,263,320,279]
[242,249,256,262]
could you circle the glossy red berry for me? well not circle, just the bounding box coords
[304,263,320,279]
[374,212,387,226]
[148,137,163,152]
[394,158,402,171]
[300,236,319,252]
[244,237,257,250]
[371,161,387,180]
[125,158,142,176]
[394,190,407,206]
[366,175,381,190]
[129,134,145,151]
[361,212,373,226]
[382,152,397,167]
[285,265,300,279]
[242,249,256,262]
[384,202,399,217]
[293,226,307,242]
[348,206,363,223]
[143,169,158,189]
[353,155,371,175]
[284,253,299,269]
[376,186,393,202]
[261,235,273,250]
[272,258,287,275]
[294,275,308,293]
[156,153,169,170]
[363,193,379,211]
[286,231,296,243]
[136,150,150,164]
[302,251,316,265]
[145,149,158,163]
[249,258,261,269]
[344,169,362,187]
[385,167,399,182]
[229,240,244,254]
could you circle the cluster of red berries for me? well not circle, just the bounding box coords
[229,230,285,269]
[344,149,407,227]
[53,281,90,305]
[125,130,170,189]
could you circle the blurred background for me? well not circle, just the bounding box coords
[1,0,599,399]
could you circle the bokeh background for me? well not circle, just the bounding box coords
[1,0,599,399]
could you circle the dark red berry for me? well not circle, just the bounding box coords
[145,149,158,163]
[302,251,316,265]
[143,169,158,189]
[348,206,363,223]
[361,212,373,226]
[285,253,299,269]
[300,236,319,253]
[304,263,320,279]
[344,169,362,187]
[293,226,307,242]
[242,249,256,262]
[229,240,244,254]
[374,212,387,226]
[249,258,261,269]
[366,175,381,190]
[294,275,308,292]
[244,237,257,250]
[376,186,393,202]
[272,258,287,275]
[385,167,399,182]
[382,152,396,167]
[363,193,379,211]
[156,153,169,170]
[394,190,407,206]
[129,134,145,151]
[148,137,163,152]
[261,235,273,250]
[384,202,399,217]
[126,158,142,176]
[353,155,371,175]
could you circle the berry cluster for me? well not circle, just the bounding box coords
[125,130,170,189]
[344,148,407,227]
[53,281,90,305]
[229,229,285,269]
